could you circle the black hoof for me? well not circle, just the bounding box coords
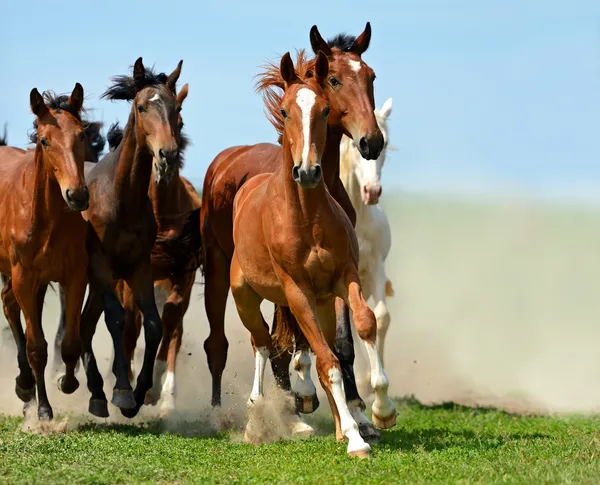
[120,405,141,419]
[359,422,381,444]
[111,389,136,410]
[15,382,36,403]
[89,399,109,418]
[57,375,80,395]
[38,404,54,421]
[295,393,319,414]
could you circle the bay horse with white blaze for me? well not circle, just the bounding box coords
[77,58,183,418]
[231,52,395,458]
[201,23,387,441]
[0,86,90,420]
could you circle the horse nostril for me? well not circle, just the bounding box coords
[292,165,300,181]
[312,165,322,181]
[158,149,166,160]
[66,189,72,201]
[359,137,369,156]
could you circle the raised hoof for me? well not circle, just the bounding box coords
[111,389,136,410]
[120,405,141,419]
[15,383,36,403]
[56,374,79,395]
[372,409,398,430]
[348,448,371,459]
[38,404,54,421]
[144,391,160,406]
[295,393,319,414]
[89,399,109,418]
[359,422,381,444]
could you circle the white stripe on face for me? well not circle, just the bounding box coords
[296,88,316,170]
[149,93,160,102]
[348,59,362,73]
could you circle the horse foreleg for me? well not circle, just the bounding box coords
[122,262,162,418]
[336,269,397,430]
[119,281,141,387]
[52,285,67,376]
[371,259,391,370]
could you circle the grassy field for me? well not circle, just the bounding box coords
[1,399,600,484]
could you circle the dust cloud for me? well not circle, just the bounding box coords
[1,193,599,432]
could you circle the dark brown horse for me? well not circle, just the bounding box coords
[201,23,384,440]
[109,85,202,416]
[0,86,90,420]
[77,58,183,418]
[231,52,395,458]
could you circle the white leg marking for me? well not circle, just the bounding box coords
[292,350,317,398]
[329,368,370,456]
[160,371,176,413]
[296,88,317,171]
[363,342,396,419]
[249,346,270,405]
[348,59,362,73]
[373,300,390,367]
[288,413,315,437]
[146,359,167,404]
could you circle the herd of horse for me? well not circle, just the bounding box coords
[0,22,396,458]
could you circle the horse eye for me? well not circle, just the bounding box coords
[40,137,49,148]
[137,104,145,113]
[280,108,287,119]
[329,77,341,87]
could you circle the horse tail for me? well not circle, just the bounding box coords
[107,121,124,151]
[272,305,300,354]
[0,123,7,146]
[385,278,395,297]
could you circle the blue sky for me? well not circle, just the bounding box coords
[2,1,599,201]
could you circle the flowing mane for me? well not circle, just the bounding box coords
[27,92,105,160]
[255,50,316,144]
[101,66,169,101]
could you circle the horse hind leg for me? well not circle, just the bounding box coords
[1,279,36,411]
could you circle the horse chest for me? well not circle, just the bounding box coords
[304,245,337,296]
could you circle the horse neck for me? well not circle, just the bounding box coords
[339,136,366,218]
[281,136,327,223]
[148,170,182,231]
[114,111,153,213]
[321,125,343,190]
[30,146,63,237]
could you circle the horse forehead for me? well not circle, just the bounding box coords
[295,88,317,114]
[45,111,80,135]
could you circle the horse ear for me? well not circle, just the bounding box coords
[133,57,145,87]
[351,22,371,56]
[167,60,183,94]
[280,52,298,87]
[379,98,392,119]
[310,25,333,58]
[314,51,329,85]
[68,83,84,115]
[176,83,189,108]
[30,88,49,118]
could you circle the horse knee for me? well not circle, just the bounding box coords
[354,306,377,343]
[26,338,48,370]
[373,301,390,331]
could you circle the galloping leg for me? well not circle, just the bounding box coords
[372,260,391,370]
[52,285,67,374]
[121,262,162,418]
[120,281,142,386]
[56,264,87,395]
[1,279,36,410]
[336,270,397,430]
[11,266,52,420]
[284,282,370,458]
[203,242,230,407]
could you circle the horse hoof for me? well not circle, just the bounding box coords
[38,405,54,421]
[372,409,398,430]
[359,422,381,444]
[290,420,315,437]
[89,399,109,418]
[111,389,136,410]
[348,449,371,459]
[144,392,160,406]
[56,375,79,395]
[120,405,142,419]
[15,383,36,403]
[295,393,319,414]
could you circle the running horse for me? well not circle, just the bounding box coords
[106,84,202,416]
[201,23,390,440]
[231,52,395,458]
[0,85,90,420]
[77,58,183,418]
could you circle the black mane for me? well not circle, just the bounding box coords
[0,123,7,146]
[85,122,106,160]
[102,67,168,101]
[327,33,357,52]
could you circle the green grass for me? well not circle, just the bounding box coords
[1,400,600,484]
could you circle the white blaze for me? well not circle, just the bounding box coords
[296,88,316,170]
[348,59,362,73]
[149,93,160,102]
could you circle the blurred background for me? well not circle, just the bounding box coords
[1,0,599,416]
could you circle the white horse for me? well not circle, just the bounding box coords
[290,98,395,409]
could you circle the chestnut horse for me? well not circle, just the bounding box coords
[77,58,183,418]
[231,52,395,458]
[0,86,90,420]
[106,85,202,416]
[201,23,385,440]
